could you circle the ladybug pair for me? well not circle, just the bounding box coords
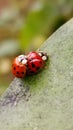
[12,51,48,78]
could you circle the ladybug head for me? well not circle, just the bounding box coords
[18,55,28,65]
[38,51,48,61]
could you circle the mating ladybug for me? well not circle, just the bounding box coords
[26,51,48,75]
[12,55,27,78]
[12,51,48,78]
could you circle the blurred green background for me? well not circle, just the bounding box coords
[0,0,73,96]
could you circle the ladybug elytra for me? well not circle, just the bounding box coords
[26,52,44,75]
[12,55,27,78]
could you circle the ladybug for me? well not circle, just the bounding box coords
[12,55,27,78]
[26,51,48,75]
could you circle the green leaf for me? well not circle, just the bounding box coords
[20,5,59,51]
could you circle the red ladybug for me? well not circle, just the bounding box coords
[26,51,48,75]
[12,55,27,78]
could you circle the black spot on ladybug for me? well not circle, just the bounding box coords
[14,67,16,70]
[21,72,24,75]
[16,71,19,74]
[17,65,19,68]
[31,63,36,68]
